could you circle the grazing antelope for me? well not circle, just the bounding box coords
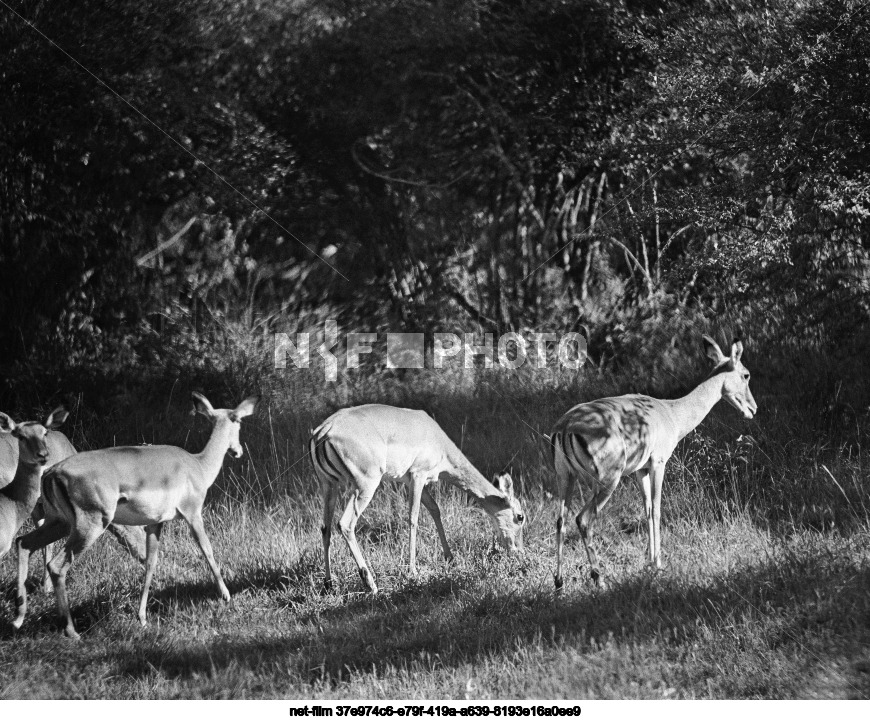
[0,408,70,565]
[550,335,757,589]
[310,404,525,593]
[2,417,147,592]
[12,392,258,640]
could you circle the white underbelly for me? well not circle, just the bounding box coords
[112,490,183,526]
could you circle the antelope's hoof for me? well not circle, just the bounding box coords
[554,574,564,591]
[64,627,82,642]
[590,569,607,589]
[358,568,378,594]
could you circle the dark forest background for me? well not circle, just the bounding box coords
[3,0,870,406]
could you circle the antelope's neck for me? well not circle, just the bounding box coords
[667,373,726,441]
[4,461,44,519]
[443,447,496,502]
[195,421,232,486]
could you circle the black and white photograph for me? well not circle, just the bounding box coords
[1,0,869,703]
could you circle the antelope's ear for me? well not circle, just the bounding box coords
[493,472,515,498]
[702,335,728,365]
[191,392,216,418]
[44,406,68,430]
[0,412,16,434]
[730,339,744,364]
[233,395,259,419]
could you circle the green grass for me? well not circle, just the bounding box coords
[1,362,870,698]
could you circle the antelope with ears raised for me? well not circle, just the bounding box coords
[2,411,147,594]
[550,336,757,589]
[0,408,71,566]
[12,392,258,639]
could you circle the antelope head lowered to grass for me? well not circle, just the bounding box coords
[310,403,525,594]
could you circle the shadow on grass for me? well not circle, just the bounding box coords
[108,550,870,698]
[0,555,324,638]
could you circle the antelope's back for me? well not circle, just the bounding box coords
[312,404,448,479]
[45,444,201,504]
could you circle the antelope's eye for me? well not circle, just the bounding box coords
[516,514,525,524]
[743,373,750,381]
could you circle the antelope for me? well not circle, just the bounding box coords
[550,335,757,589]
[310,403,525,594]
[1,408,70,567]
[2,415,146,592]
[11,392,258,640]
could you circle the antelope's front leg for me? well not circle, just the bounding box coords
[30,503,53,594]
[634,470,654,566]
[186,512,231,602]
[420,485,452,564]
[650,462,665,569]
[138,523,163,626]
[13,519,68,631]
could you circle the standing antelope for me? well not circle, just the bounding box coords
[550,335,757,589]
[0,416,74,488]
[0,408,70,565]
[310,404,525,594]
[12,392,258,640]
[2,415,147,592]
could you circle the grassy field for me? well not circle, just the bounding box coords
[1,353,870,699]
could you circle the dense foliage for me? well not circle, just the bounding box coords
[2,0,870,401]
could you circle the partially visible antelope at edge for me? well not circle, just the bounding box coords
[310,404,525,594]
[12,392,258,640]
[1,408,71,569]
[550,335,757,589]
[1,412,147,593]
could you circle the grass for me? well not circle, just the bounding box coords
[1,355,870,699]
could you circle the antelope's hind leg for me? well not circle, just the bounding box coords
[321,477,339,591]
[554,475,576,590]
[48,520,107,641]
[338,482,379,593]
[576,473,621,588]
